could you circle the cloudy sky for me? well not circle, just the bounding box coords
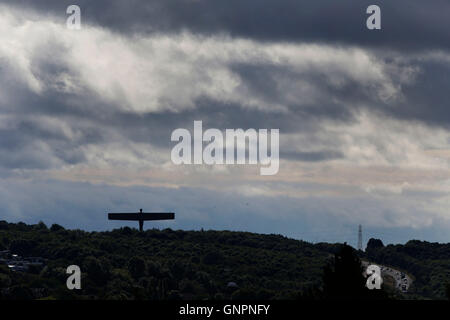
[1,0,450,246]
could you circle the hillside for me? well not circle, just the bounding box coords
[0,221,448,300]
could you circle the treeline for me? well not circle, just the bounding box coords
[0,221,339,300]
[0,221,448,300]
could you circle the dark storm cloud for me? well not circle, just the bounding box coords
[1,49,449,171]
[175,57,450,131]
[0,63,110,169]
[4,0,450,51]
[0,118,91,169]
[1,1,450,171]
[381,59,450,126]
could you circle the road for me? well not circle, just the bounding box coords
[362,261,413,293]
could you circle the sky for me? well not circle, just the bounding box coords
[1,0,450,247]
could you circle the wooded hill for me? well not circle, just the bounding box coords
[0,221,448,300]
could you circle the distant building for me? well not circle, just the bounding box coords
[0,251,45,272]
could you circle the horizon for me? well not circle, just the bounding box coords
[2,216,445,250]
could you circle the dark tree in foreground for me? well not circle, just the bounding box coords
[323,243,389,300]
[446,283,450,300]
[366,238,384,250]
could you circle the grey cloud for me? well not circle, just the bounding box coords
[382,60,450,126]
[4,0,450,51]
[1,4,450,173]
[1,49,449,171]
[0,119,90,169]
[281,150,344,162]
